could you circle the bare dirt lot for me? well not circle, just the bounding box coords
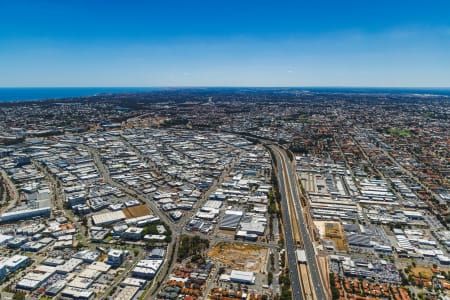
[207,242,268,273]
[315,220,348,252]
[410,266,434,279]
[123,204,152,218]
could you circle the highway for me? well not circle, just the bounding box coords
[269,145,327,300]
[270,145,304,300]
[84,138,325,299]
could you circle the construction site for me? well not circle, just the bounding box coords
[315,221,349,252]
[207,242,268,273]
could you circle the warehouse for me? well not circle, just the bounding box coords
[0,234,13,246]
[87,261,111,273]
[230,270,255,284]
[68,276,94,289]
[116,286,139,300]
[240,219,266,236]
[61,287,94,300]
[16,279,41,290]
[45,280,66,297]
[219,210,243,231]
[4,255,29,272]
[0,206,51,223]
[403,210,424,220]
[91,211,126,225]
[78,268,101,280]
[56,258,83,274]
[16,265,55,290]
[121,277,147,288]
[235,230,258,241]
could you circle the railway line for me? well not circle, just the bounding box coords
[269,145,304,299]
[299,264,313,299]
[277,147,315,300]
[270,145,316,300]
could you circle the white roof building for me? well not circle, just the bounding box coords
[230,270,255,284]
[92,211,126,225]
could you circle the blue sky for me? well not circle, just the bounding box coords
[1,0,449,87]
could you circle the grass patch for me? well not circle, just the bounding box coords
[103,235,113,242]
[388,128,412,136]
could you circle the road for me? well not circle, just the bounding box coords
[269,145,304,300]
[100,250,145,300]
[270,145,327,300]
[0,170,20,212]
[84,146,178,298]
[32,161,68,216]
[202,261,220,300]
[84,138,292,299]
[380,147,443,202]
[181,229,279,250]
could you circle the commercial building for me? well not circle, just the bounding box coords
[0,258,9,280]
[131,259,163,279]
[67,277,94,289]
[56,258,83,274]
[61,287,94,300]
[72,250,100,263]
[150,248,166,259]
[16,265,55,290]
[219,210,243,231]
[87,261,111,273]
[230,270,255,284]
[7,237,28,249]
[91,211,126,226]
[4,255,29,272]
[121,277,147,288]
[0,207,51,223]
[123,227,143,241]
[0,234,13,246]
[106,249,125,268]
[45,280,66,297]
[116,286,139,300]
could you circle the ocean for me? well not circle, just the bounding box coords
[0,87,160,102]
[0,87,449,103]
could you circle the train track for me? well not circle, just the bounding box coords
[299,264,313,300]
[271,145,315,300]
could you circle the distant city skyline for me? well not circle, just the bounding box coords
[1,0,450,87]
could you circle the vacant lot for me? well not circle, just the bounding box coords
[123,204,151,218]
[410,266,433,279]
[208,242,268,272]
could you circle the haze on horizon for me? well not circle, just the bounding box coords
[1,0,450,88]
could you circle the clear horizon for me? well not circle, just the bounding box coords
[1,1,450,87]
[1,86,450,89]
[1,86,450,103]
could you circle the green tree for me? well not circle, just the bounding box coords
[331,287,340,300]
[13,292,26,300]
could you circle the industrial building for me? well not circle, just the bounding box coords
[219,210,243,231]
[106,249,125,268]
[230,270,255,285]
